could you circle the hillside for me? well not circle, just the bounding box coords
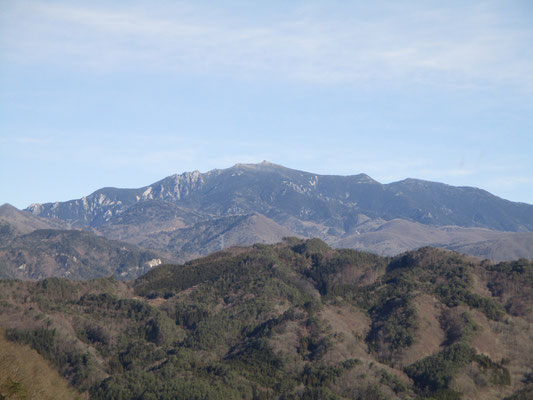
[0,203,70,238]
[0,331,82,399]
[139,213,295,262]
[334,219,533,262]
[1,240,532,399]
[21,162,533,263]
[0,229,165,280]
[0,205,169,280]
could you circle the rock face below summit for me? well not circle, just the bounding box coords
[20,162,533,262]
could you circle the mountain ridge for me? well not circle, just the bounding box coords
[14,162,533,264]
[0,205,168,280]
[24,162,533,231]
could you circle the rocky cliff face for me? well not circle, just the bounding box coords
[26,162,533,231]
[21,162,533,262]
[26,170,209,227]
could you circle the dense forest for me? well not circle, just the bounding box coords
[1,238,532,399]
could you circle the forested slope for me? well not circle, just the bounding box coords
[1,239,532,399]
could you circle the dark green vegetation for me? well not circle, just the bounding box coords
[1,239,532,399]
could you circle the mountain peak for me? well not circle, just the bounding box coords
[350,173,379,184]
[231,160,283,170]
[0,203,20,216]
[21,163,533,233]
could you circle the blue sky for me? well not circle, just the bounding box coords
[1,0,532,208]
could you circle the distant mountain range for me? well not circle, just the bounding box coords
[25,161,533,232]
[2,161,533,279]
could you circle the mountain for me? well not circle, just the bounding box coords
[0,229,165,280]
[334,219,533,262]
[139,213,295,260]
[1,240,532,399]
[445,232,533,262]
[0,203,70,238]
[0,205,168,280]
[26,162,533,232]
[22,162,533,263]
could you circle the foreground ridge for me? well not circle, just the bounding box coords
[1,240,532,399]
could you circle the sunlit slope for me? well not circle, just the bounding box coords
[0,240,532,399]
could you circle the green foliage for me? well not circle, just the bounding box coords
[331,273,419,360]
[487,258,533,283]
[486,259,533,317]
[439,309,478,345]
[184,316,231,351]
[301,359,360,387]
[118,341,166,371]
[5,328,97,389]
[351,384,387,400]
[298,335,333,361]
[292,238,331,257]
[143,314,178,346]
[0,243,526,400]
[366,295,418,358]
[243,308,301,339]
[379,370,407,394]
[437,284,504,321]
[475,354,511,386]
[304,248,386,296]
[298,386,342,400]
[33,278,79,301]
[229,338,291,389]
[405,343,510,393]
[404,343,477,391]
[0,379,26,400]
[424,388,462,400]
[78,293,159,323]
[163,302,209,329]
[90,368,248,400]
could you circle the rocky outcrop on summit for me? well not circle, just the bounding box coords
[25,170,209,227]
[27,162,533,232]
[22,162,533,262]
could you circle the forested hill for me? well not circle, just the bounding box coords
[1,239,532,399]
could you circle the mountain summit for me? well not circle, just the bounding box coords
[26,162,533,231]
[22,162,533,262]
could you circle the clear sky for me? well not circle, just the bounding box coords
[1,0,532,209]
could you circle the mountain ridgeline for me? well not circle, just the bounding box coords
[21,162,533,265]
[26,162,533,232]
